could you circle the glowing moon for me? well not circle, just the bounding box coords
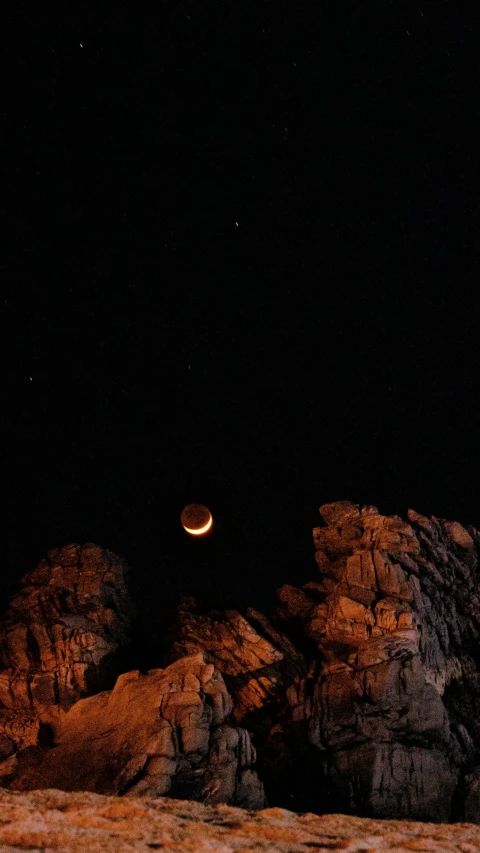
[181,503,213,536]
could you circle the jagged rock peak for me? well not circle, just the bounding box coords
[3,511,480,822]
[159,504,480,821]
[319,500,379,525]
[0,543,135,742]
[274,501,480,820]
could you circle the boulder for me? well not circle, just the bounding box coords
[10,652,265,808]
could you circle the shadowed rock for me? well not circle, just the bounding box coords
[274,502,480,820]
[3,503,480,822]
[166,501,480,822]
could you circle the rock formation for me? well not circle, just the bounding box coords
[166,502,480,822]
[0,547,264,809]
[1,788,480,853]
[0,544,134,771]
[9,652,265,808]
[3,503,480,823]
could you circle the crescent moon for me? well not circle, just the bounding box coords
[183,513,213,535]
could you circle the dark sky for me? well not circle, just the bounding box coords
[2,3,479,632]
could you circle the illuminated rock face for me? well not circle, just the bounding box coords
[0,544,135,751]
[9,653,265,809]
[167,503,480,822]
[274,502,480,821]
[3,504,480,822]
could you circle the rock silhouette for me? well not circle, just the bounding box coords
[2,503,480,822]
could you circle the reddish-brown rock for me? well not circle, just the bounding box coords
[10,652,265,809]
[3,503,480,823]
[166,502,480,822]
[0,543,135,755]
[167,597,306,725]
[273,502,480,821]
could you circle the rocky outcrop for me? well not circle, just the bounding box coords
[9,652,265,809]
[167,597,306,724]
[0,543,135,756]
[1,788,479,852]
[272,502,480,820]
[3,503,480,823]
[166,502,480,822]
[0,544,264,810]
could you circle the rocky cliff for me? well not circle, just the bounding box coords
[161,501,480,822]
[0,543,134,750]
[2,503,480,823]
[0,545,265,810]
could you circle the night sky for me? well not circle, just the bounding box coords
[2,3,479,650]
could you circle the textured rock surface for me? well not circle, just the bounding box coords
[0,544,134,755]
[168,597,306,724]
[274,502,480,821]
[3,503,480,822]
[9,653,265,809]
[167,502,480,822]
[0,788,480,852]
